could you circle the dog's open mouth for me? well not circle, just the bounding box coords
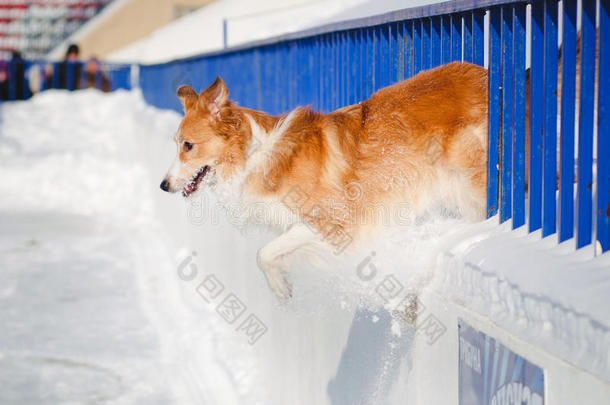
[182,166,210,197]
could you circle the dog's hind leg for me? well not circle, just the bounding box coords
[257,223,319,301]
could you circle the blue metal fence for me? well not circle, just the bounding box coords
[139,0,609,254]
[1,60,132,101]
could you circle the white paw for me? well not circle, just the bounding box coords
[265,268,293,302]
[257,251,292,301]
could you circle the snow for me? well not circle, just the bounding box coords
[106,0,443,64]
[435,219,610,381]
[1,89,608,404]
[0,90,266,404]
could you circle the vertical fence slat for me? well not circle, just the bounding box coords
[369,28,381,95]
[529,0,544,232]
[374,27,381,92]
[390,23,400,83]
[442,15,451,64]
[431,16,442,67]
[338,33,343,108]
[463,12,473,63]
[349,33,354,103]
[343,33,349,107]
[290,42,298,109]
[272,50,279,112]
[414,19,422,74]
[598,0,610,252]
[320,38,326,112]
[513,3,526,229]
[308,39,316,107]
[295,40,303,106]
[543,0,559,237]
[473,10,485,67]
[266,48,275,113]
[336,36,342,106]
[451,14,462,61]
[378,24,391,90]
[500,6,514,223]
[331,34,338,110]
[281,45,288,112]
[395,23,404,82]
[559,0,577,242]
[326,34,333,111]
[422,19,431,70]
[366,29,375,99]
[487,7,502,218]
[311,40,319,110]
[316,39,322,111]
[404,21,414,79]
[356,29,366,101]
[577,0,596,247]
[347,32,355,105]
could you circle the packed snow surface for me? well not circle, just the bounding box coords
[0,90,268,404]
[1,90,608,404]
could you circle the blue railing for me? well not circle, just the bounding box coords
[1,60,132,101]
[139,0,609,254]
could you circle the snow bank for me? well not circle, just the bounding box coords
[0,90,268,404]
[2,89,608,404]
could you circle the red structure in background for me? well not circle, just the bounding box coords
[0,0,114,60]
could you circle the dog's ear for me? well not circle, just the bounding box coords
[200,76,228,119]
[177,85,198,112]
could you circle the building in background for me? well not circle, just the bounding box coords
[0,0,115,60]
[104,0,442,64]
[48,0,216,60]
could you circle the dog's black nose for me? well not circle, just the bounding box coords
[160,179,170,192]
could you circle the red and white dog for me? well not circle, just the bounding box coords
[160,62,488,299]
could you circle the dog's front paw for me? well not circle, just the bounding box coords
[257,250,293,302]
[265,268,293,302]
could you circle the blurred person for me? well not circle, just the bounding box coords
[65,44,79,61]
[27,64,42,94]
[10,51,28,100]
[58,44,82,90]
[85,58,110,92]
[0,59,8,100]
[43,63,54,90]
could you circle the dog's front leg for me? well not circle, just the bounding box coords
[257,223,318,301]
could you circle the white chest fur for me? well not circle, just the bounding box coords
[208,110,301,232]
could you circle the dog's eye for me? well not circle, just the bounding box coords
[183,141,193,152]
